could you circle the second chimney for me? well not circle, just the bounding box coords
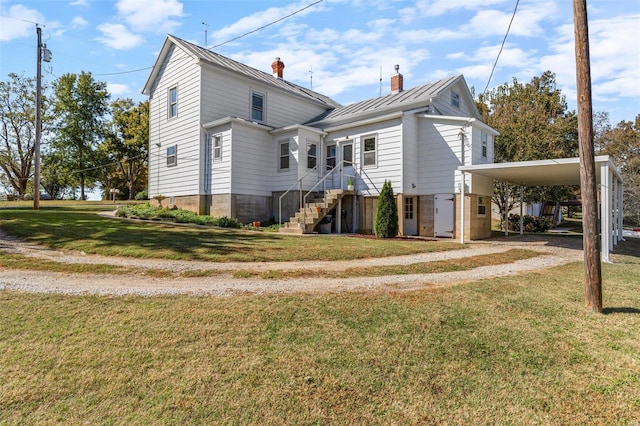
[391,64,403,94]
[271,57,285,79]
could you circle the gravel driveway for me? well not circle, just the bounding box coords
[0,231,584,297]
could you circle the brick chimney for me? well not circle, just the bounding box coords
[391,64,403,93]
[271,57,285,79]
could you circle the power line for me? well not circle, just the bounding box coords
[482,0,520,95]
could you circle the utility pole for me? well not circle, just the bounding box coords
[573,0,602,312]
[34,25,43,209]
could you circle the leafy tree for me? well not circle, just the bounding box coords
[52,72,109,200]
[374,180,399,238]
[0,73,51,198]
[40,150,75,199]
[597,114,640,225]
[98,99,149,199]
[477,71,579,226]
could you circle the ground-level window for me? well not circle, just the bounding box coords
[279,141,289,170]
[404,197,414,220]
[166,145,177,167]
[326,144,336,170]
[363,135,377,167]
[168,86,178,118]
[251,91,264,122]
[307,142,317,169]
[213,135,222,160]
[477,196,487,216]
[481,132,488,158]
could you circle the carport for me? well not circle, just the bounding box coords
[458,155,624,262]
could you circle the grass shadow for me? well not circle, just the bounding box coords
[603,307,640,315]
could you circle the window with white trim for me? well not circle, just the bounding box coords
[166,145,177,167]
[477,196,487,216]
[326,144,336,170]
[279,141,289,170]
[168,86,178,118]
[451,91,460,109]
[404,197,414,220]
[251,91,264,122]
[213,135,222,161]
[481,132,488,158]
[363,135,377,167]
[307,142,317,169]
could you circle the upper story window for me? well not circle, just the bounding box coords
[213,135,222,160]
[279,141,289,170]
[451,91,460,109]
[166,145,177,167]
[251,91,264,122]
[481,132,488,158]
[168,86,178,118]
[363,135,377,167]
[307,142,317,169]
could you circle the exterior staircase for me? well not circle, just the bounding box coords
[279,189,352,234]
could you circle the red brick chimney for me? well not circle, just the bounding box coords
[391,64,403,93]
[271,57,285,79]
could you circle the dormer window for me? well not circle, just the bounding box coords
[451,91,460,109]
[251,91,264,122]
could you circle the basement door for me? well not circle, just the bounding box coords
[403,196,417,236]
[434,193,454,238]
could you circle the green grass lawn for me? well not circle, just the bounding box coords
[1,245,639,424]
[0,206,461,262]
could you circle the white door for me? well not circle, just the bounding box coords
[341,142,354,188]
[403,196,417,235]
[434,193,454,238]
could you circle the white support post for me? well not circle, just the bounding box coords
[600,162,611,263]
[460,172,465,244]
[618,180,625,242]
[519,186,524,235]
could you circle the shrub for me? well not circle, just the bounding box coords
[508,214,552,233]
[134,190,148,200]
[115,204,242,228]
[374,180,399,238]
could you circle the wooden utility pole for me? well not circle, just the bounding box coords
[573,0,602,312]
[34,25,42,209]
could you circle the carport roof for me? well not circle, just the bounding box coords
[458,155,621,186]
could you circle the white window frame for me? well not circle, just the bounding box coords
[166,145,177,167]
[307,142,317,169]
[451,91,460,109]
[477,196,487,216]
[481,132,488,158]
[168,86,178,119]
[213,134,222,161]
[279,141,290,171]
[362,134,377,168]
[251,91,265,123]
[404,197,414,220]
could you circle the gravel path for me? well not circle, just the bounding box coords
[0,230,584,296]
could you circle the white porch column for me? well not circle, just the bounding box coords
[600,162,611,263]
[618,179,625,243]
[519,186,524,235]
[460,171,465,244]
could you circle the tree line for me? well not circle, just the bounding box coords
[1,71,148,201]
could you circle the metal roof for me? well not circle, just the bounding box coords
[144,35,341,109]
[305,75,463,126]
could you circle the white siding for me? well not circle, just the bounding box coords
[326,118,403,196]
[148,45,201,198]
[418,121,464,194]
[432,81,475,118]
[230,124,274,196]
[200,64,330,128]
[402,112,419,195]
[205,123,232,195]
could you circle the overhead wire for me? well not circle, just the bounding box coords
[482,0,520,95]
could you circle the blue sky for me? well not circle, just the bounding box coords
[1,0,639,125]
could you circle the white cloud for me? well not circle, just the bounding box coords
[115,0,184,33]
[69,0,89,6]
[0,4,44,41]
[398,0,504,23]
[107,82,129,96]
[96,23,144,50]
[71,16,88,29]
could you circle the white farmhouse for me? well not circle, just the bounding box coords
[143,35,498,239]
